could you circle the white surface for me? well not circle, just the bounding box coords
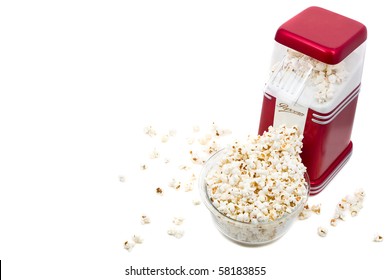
[0,1,388,279]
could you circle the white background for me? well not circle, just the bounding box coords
[1,1,389,279]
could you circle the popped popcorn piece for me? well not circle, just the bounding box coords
[119,176,126,183]
[355,188,366,200]
[156,187,163,195]
[205,141,219,155]
[210,122,232,137]
[164,158,170,164]
[219,129,232,136]
[330,218,338,227]
[168,178,181,190]
[332,188,366,223]
[161,134,169,143]
[187,137,195,145]
[123,240,135,252]
[198,134,212,146]
[317,227,328,237]
[184,174,197,192]
[337,202,348,211]
[193,125,200,133]
[190,173,197,181]
[373,234,383,242]
[149,148,160,159]
[172,217,185,225]
[132,235,143,244]
[141,215,151,225]
[140,164,148,170]
[211,122,221,137]
[189,150,204,164]
[310,204,321,215]
[144,125,157,137]
[183,181,193,192]
[333,209,347,221]
[168,129,177,137]
[179,165,191,171]
[167,227,185,239]
[298,204,312,220]
[192,199,201,206]
[350,208,358,217]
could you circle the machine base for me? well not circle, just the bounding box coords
[309,141,353,195]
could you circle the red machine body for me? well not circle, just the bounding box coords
[258,7,367,195]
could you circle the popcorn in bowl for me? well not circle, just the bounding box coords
[199,125,309,245]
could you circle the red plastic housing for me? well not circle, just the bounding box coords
[259,7,367,195]
[275,6,367,64]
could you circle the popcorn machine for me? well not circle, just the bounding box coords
[258,7,367,195]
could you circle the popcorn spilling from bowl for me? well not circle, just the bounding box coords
[205,125,308,224]
[298,203,321,220]
[122,123,381,249]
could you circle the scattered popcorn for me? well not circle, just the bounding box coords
[373,234,383,242]
[149,148,160,159]
[350,209,358,217]
[190,173,197,181]
[123,240,135,252]
[337,202,347,211]
[220,129,232,136]
[161,134,169,143]
[123,122,376,246]
[187,137,195,145]
[140,164,148,170]
[132,235,144,244]
[167,227,185,239]
[206,125,308,224]
[332,188,365,223]
[144,125,157,137]
[211,122,221,137]
[156,187,163,195]
[168,129,177,137]
[210,122,232,137]
[310,204,321,215]
[355,189,366,200]
[183,181,193,192]
[168,178,181,190]
[179,165,191,171]
[141,215,151,225]
[172,217,185,226]
[193,125,200,133]
[317,227,328,237]
[198,135,212,146]
[330,218,338,227]
[192,199,201,206]
[333,209,347,221]
[189,150,204,164]
[205,141,219,155]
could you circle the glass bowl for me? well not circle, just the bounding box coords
[199,149,310,245]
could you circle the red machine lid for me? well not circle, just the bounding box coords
[275,6,367,65]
